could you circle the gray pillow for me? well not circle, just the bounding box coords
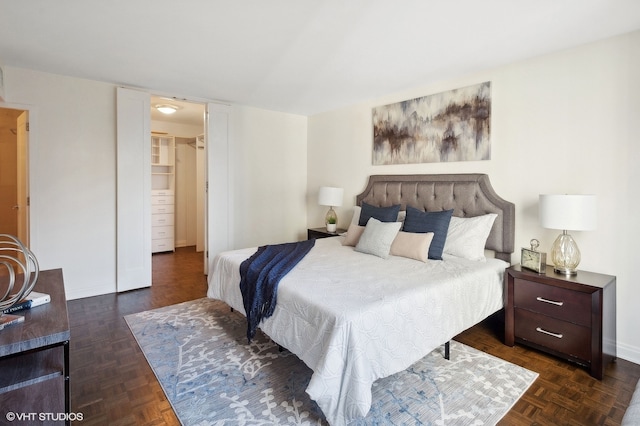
[355,217,402,259]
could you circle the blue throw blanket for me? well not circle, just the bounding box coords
[239,239,315,342]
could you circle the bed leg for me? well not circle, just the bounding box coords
[278,345,284,352]
[444,341,450,360]
[230,307,234,312]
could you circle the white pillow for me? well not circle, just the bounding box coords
[443,214,497,261]
[390,231,434,262]
[354,218,402,259]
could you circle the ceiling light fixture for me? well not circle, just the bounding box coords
[155,104,179,114]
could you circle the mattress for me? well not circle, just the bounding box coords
[207,236,507,425]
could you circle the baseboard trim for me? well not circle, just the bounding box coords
[618,341,640,366]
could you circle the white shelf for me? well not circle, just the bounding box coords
[151,135,175,252]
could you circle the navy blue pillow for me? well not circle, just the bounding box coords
[358,202,401,226]
[403,206,454,260]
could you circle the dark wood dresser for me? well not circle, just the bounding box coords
[0,269,70,422]
[505,264,616,379]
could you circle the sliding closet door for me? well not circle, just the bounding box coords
[116,87,151,291]
[205,103,232,274]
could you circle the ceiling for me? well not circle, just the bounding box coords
[1,1,639,117]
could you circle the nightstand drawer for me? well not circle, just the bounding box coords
[515,308,591,361]
[514,278,591,326]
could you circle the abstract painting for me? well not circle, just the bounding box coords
[372,82,491,165]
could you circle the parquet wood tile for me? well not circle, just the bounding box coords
[68,247,206,425]
[67,247,640,425]
[455,314,640,425]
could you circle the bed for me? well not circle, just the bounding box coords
[207,173,515,425]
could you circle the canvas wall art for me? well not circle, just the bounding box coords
[372,81,491,165]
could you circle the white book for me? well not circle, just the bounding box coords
[1,291,51,315]
[27,291,51,307]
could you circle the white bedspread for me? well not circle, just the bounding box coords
[207,236,507,425]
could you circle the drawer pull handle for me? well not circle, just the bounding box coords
[536,296,563,306]
[536,327,563,339]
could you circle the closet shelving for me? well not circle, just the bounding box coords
[151,134,175,253]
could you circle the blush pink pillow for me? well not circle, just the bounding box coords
[390,231,434,262]
[342,224,365,246]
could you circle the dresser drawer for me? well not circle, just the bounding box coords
[515,308,591,361]
[152,189,174,197]
[514,278,591,326]
[151,195,174,205]
[152,225,174,240]
[151,213,173,227]
[152,238,174,253]
[151,204,174,215]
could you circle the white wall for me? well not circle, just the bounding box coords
[2,67,308,300]
[174,137,197,248]
[230,106,308,249]
[307,31,640,364]
[151,109,309,251]
[2,68,118,299]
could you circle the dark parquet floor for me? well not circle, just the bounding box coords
[68,247,640,425]
[68,247,206,425]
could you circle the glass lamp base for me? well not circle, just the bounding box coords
[553,266,578,275]
[551,230,581,275]
[325,207,337,232]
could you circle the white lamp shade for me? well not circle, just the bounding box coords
[318,187,343,207]
[539,194,597,231]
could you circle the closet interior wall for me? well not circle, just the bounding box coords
[174,137,198,248]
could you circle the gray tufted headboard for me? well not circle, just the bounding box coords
[355,174,515,262]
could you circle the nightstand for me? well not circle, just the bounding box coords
[307,227,346,240]
[504,264,616,379]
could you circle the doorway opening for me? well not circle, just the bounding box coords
[0,106,30,245]
[149,96,206,278]
[117,87,231,292]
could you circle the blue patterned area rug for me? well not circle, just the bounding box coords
[125,298,537,425]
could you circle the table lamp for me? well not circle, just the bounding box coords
[318,187,343,232]
[539,194,596,275]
